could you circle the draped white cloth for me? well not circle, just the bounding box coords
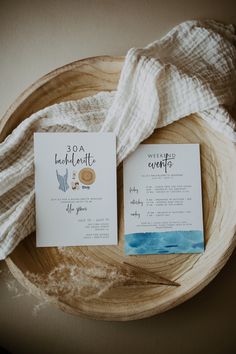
[0,19,236,259]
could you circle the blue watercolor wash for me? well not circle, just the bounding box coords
[125,230,204,255]
[192,241,204,249]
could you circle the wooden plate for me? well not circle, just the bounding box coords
[1,56,236,321]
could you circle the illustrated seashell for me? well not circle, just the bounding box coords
[71,181,76,190]
[71,180,80,190]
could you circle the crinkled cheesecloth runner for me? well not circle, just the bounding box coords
[0,19,236,260]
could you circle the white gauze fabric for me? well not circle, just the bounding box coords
[0,19,236,259]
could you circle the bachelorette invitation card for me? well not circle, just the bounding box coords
[34,133,117,247]
[123,144,204,255]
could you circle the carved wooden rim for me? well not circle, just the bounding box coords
[1,56,236,321]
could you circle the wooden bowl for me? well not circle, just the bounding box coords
[1,56,236,321]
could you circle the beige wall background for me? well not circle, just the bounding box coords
[1,0,236,353]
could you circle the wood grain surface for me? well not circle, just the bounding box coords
[1,56,236,321]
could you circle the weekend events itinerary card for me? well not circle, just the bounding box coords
[123,144,204,255]
[34,133,117,247]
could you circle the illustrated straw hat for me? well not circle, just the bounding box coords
[79,168,96,185]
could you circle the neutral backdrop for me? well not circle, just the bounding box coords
[1,1,236,353]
